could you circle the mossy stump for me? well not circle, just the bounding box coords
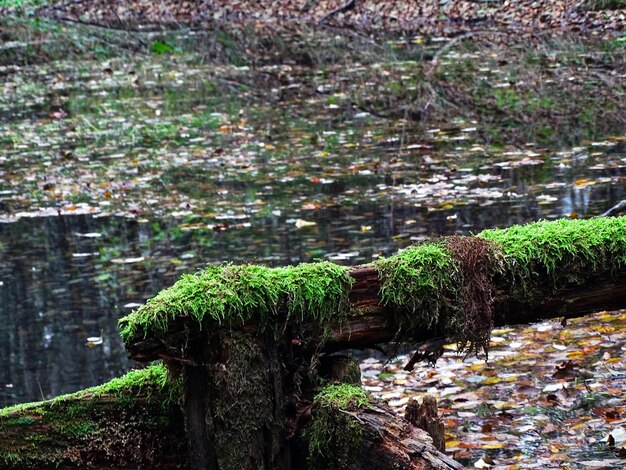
[181,331,291,469]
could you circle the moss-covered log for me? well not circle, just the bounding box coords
[0,365,187,469]
[301,384,462,470]
[122,216,626,362]
[0,364,457,469]
[111,216,626,470]
[6,217,626,469]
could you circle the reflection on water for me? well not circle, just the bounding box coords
[1,176,625,406]
[1,30,625,406]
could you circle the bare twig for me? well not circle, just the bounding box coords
[427,29,509,77]
[600,200,626,217]
[421,29,507,118]
[319,0,356,25]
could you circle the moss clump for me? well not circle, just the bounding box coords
[446,236,502,356]
[375,239,497,353]
[306,384,372,469]
[478,216,626,298]
[376,240,462,332]
[314,384,372,410]
[119,261,353,344]
[0,364,186,468]
[0,364,174,419]
[375,217,626,356]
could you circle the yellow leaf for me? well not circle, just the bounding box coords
[482,377,503,385]
[295,219,316,229]
[566,351,584,359]
[483,442,506,449]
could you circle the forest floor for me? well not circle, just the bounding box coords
[2,0,626,36]
[361,310,626,468]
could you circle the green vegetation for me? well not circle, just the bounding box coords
[375,237,498,354]
[119,216,626,358]
[119,261,353,343]
[479,216,626,298]
[306,384,373,469]
[375,217,626,354]
[314,384,372,410]
[0,364,185,468]
[0,364,174,418]
[376,241,460,331]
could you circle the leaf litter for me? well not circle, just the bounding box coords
[1,32,625,228]
[361,310,626,468]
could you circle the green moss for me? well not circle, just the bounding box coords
[3,416,37,426]
[202,332,285,468]
[0,364,186,468]
[478,217,626,298]
[374,217,626,352]
[306,384,372,469]
[314,384,372,410]
[54,420,97,438]
[375,241,461,331]
[0,450,22,463]
[0,364,174,418]
[119,261,353,344]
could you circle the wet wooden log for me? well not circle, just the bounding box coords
[0,358,457,469]
[0,366,187,469]
[126,267,626,361]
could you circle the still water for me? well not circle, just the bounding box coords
[1,184,625,406]
[1,29,625,406]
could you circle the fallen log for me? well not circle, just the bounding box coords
[122,216,626,361]
[0,365,187,468]
[116,216,626,469]
[0,362,458,469]
[3,216,626,469]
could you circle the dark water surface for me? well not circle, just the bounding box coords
[1,180,625,406]
[1,30,625,406]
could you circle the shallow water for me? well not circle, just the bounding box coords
[0,28,625,407]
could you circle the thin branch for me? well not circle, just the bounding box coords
[600,200,626,217]
[319,0,356,25]
[427,29,508,77]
